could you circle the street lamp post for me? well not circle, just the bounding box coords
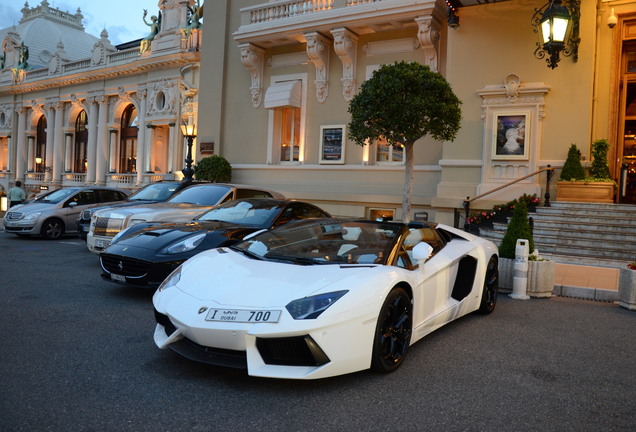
[180,117,197,181]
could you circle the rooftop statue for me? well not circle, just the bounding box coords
[17,42,30,70]
[181,0,202,40]
[140,9,162,54]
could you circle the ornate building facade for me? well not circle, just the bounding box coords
[196,0,636,223]
[0,0,201,198]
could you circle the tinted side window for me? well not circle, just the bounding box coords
[98,190,126,203]
[70,191,97,206]
[236,189,273,199]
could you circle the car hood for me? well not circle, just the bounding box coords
[173,248,380,307]
[98,203,211,221]
[6,202,59,214]
[115,221,250,251]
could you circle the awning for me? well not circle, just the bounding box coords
[264,80,302,109]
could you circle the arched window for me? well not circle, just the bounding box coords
[120,105,138,173]
[36,116,47,172]
[74,110,88,173]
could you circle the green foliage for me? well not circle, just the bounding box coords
[194,155,232,183]
[559,143,586,181]
[347,61,462,147]
[590,139,611,180]
[499,200,534,259]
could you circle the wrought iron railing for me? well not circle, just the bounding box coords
[454,165,555,231]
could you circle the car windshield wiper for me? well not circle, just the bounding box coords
[229,245,264,261]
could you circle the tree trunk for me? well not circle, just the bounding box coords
[401,142,414,223]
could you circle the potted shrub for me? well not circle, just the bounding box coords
[618,261,636,311]
[498,200,555,297]
[556,141,615,203]
[193,155,232,182]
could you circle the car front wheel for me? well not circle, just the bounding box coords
[41,218,64,240]
[477,256,498,314]
[371,287,412,373]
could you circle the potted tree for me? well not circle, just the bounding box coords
[498,200,555,297]
[556,141,615,203]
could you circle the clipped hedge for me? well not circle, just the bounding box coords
[194,155,232,183]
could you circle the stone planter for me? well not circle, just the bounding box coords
[498,257,555,298]
[526,260,556,298]
[499,257,514,291]
[556,180,614,203]
[618,268,636,311]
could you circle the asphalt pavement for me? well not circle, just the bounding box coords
[0,231,635,432]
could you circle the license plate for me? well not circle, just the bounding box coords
[111,273,126,283]
[205,309,281,323]
[96,239,111,249]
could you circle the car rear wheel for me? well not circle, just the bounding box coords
[371,287,412,373]
[41,218,64,240]
[477,256,498,314]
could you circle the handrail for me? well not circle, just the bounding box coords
[455,165,555,231]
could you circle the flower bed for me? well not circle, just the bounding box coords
[465,194,540,229]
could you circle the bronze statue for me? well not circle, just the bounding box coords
[181,0,202,39]
[140,9,162,53]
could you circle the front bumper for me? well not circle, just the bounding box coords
[3,219,38,234]
[87,233,113,253]
[152,300,377,380]
[100,253,182,289]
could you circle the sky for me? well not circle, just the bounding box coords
[0,0,163,45]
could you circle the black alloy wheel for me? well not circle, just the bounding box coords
[477,256,499,314]
[371,287,413,373]
[41,218,64,240]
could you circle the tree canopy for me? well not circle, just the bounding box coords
[348,61,462,222]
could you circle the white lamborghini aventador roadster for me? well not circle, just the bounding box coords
[153,218,499,380]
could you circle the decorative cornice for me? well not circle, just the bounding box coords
[305,32,330,104]
[415,16,440,73]
[331,28,358,102]
[239,43,265,108]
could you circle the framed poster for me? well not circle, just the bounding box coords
[319,125,346,164]
[492,112,530,160]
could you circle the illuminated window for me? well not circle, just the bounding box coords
[265,75,306,164]
[376,137,404,163]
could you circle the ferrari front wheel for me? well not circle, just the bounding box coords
[477,256,498,314]
[371,287,413,373]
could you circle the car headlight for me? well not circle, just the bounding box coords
[162,233,206,254]
[158,266,182,292]
[285,290,348,320]
[24,212,42,220]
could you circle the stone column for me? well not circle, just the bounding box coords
[168,122,176,174]
[136,90,147,185]
[64,133,73,173]
[26,135,35,172]
[53,102,64,185]
[45,105,55,182]
[95,96,109,185]
[108,129,118,173]
[15,108,27,182]
[86,97,98,183]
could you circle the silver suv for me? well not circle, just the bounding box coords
[3,187,130,240]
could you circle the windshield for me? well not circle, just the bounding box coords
[233,220,402,265]
[198,200,282,226]
[168,185,231,205]
[40,188,79,204]
[129,182,180,201]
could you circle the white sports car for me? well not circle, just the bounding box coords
[153,219,499,380]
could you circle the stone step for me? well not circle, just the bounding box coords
[487,223,636,243]
[530,211,636,226]
[479,229,636,262]
[549,201,636,212]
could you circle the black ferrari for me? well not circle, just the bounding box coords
[99,198,331,288]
